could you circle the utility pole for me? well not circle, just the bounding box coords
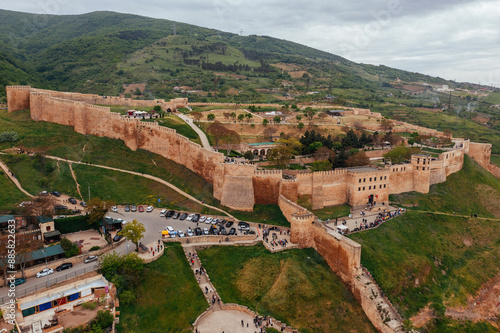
[88,184,91,201]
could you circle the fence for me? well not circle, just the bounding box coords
[0,266,95,304]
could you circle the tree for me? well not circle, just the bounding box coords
[119,220,145,252]
[297,122,305,131]
[207,113,215,121]
[295,115,302,122]
[19,195,56,218]
[380,119,393,132]
[346,151,370,167]
[60,237,79,258]
[243,151,254,160]
[262,119,269,126]
[85,198,114,229]
[352,121,364,131]
[304,108,316,121]
[318,112,328,122]
[314,147,336,162]
[383,145,421,164]
[237,114,245,122]
[266,138,302,169]
[191,111,202,122]
[223,112,231,121]
[310,160,333,171]
[263,127,278,141]
[221,129,241,155]
[153,105,162,113]
[273,116,281,123]
[308,141,323,153]
[244,113,253,122]
[99,252,144,293]
[341,129,361,149]
[16,233,42,279]
[207,122,227,149]
[230,112,237,121]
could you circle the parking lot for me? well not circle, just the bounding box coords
[107,206,257,245]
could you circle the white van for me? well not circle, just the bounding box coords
[160,209,167,217]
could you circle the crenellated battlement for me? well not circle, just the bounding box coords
[254,169,283,176]
[7,85,31,90]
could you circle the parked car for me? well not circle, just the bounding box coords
[131,205,137,212]
[202,228,209,235]
[186,214,195,221]
[146,206,154,213]
[172,212,180,219]
[228,228,236,235]
[138,206,144,213]
[178,231,185,237]
[37,268,54,278]
[68,198,77,204]
[13,278,26,286]
[238,221,250,231]
[56,263,73,271]
[113,234,123,242]
[199,216,206,223]
[187,228,194,237]
[84,255,98,264]
[166,226,174,232]
[51,191,61,197]
[209,225,219,235]
[220,226,227,235]
[206,217,213,224]
[169,231,177,238]
[192,214,200,222]
[125,205,130,212]
[39,191,49,196]
[160,209,167,217]
[166,210,175,218]
[194,227,202,236]
[226,221,233,228]
[111,206,118,212]
[178,213,187,220]
[80,201,87,207]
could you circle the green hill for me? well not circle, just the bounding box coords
[350,157,500,330]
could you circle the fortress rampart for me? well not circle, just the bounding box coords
[6,86,497,212]
[8,86,224,183]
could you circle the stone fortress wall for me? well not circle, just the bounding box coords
[7,86,497,211]
[7,86,498,332]
[7,86,224,183]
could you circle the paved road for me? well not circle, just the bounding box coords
[176,113,212,150]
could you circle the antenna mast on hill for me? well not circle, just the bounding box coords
[173,23,177,35]
[240,29,243,36]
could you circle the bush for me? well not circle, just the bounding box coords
[82,301,98,310]
[60,238,80,258]
[95,310,113,329]
[0,131,19,142]
[55,215,91,234]
[119,290,136,306]
[89,246,100,252]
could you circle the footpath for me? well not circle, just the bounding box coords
[0,157,33,197]
[176,113,212,150]
[183,245,300,333]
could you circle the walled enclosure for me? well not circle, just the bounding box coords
[6,86,497,211]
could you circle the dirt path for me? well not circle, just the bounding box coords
[44,155,235,219]
[176,113,212,150]
[0,158,33,197]
[413,210,500,221]
[68,162,83,200]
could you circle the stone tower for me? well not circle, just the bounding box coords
[411,154,432,193]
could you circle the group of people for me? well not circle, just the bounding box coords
[352,208,406,232]
[262,227,290,249]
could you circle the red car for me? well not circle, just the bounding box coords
[138,205,144,212]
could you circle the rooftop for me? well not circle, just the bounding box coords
[38,216,54,224]
[347,166,381,173]
[248,142,275,146]
[0,215,15,224]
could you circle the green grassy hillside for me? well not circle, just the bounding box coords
[117,243,208,333]
[0,167,29,212]
[350,157,500,329]
[199,244,376,333]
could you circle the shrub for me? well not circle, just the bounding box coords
[0,131,19,142]
[95,310,113,329]
[82,301,98,310]
[119,290,136,306]
[89,246,100,252]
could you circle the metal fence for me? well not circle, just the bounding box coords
[0,266,95,305]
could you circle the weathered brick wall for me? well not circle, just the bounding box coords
[253,170,283,204]
[20,87,225,183]
[6,86,31,112]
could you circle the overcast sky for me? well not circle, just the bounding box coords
[2,0,499,85]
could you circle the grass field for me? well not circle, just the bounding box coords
[143,115,201,145]
[198,244,376,333]
[117,243,208,333]
[1,154,79,198]
[390,156,500,218]
[0,168,29,212]
[0,110,216,205]
[312,204,351,221]
[228,204,290,227]
[491,154,500,167]
[72,164,205,212]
